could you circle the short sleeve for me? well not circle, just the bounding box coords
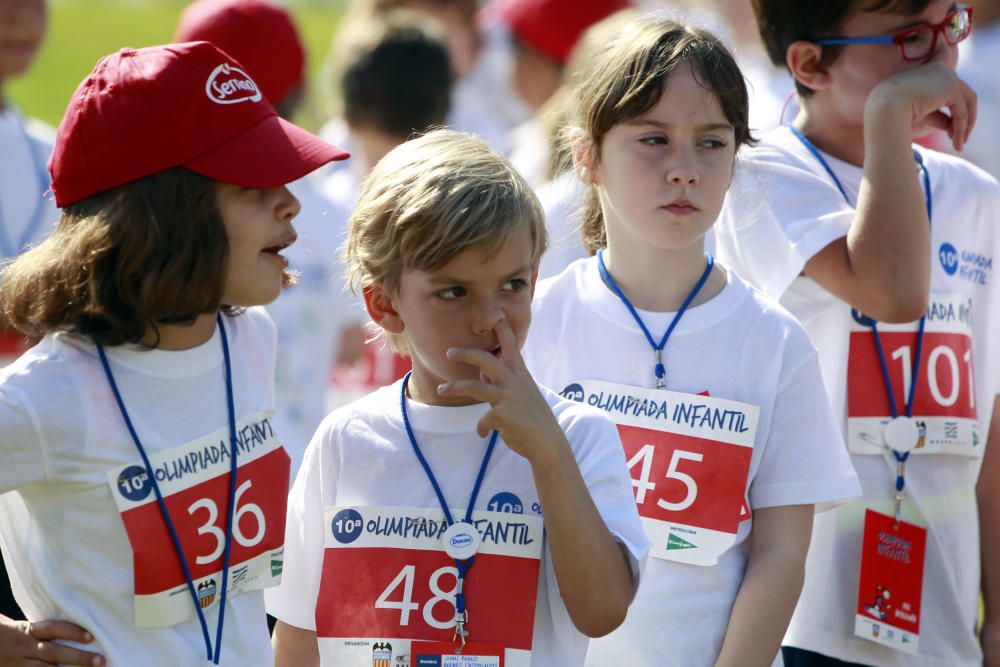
[0,382,49,493]
[717,149,854,300]
[747,334,861,509]
[264,426,331,630]
[562,407,649,588]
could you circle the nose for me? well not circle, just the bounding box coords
[471,297,504,336]
[276,185,301,222]
[666,149,699,186]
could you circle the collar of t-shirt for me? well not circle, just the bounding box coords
[55,322,225,379]
[575,255,746,336]
[400,381,492,436]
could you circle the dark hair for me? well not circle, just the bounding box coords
[339,10,453,140]
[568,16,753,254]
[753,0,934,96]
[0,168,249,347]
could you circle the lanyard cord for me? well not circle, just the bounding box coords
[596,248,714,388]
[788,125,932,487]
[399,371,499,624]
[0,113,52,258]
[98,313,238,664]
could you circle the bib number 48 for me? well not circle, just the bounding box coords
[375,565,458,629]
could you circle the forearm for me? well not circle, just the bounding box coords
[530,438,634,637]
[715,505,813,667]
[273,620,319,667]
[851,95,931,320]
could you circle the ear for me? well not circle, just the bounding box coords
[570,133,599,186]
[786,40,833,92]
[363,283,405,335]
[529,268,539,298]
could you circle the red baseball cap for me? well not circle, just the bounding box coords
[175,0,305,107]
[49,41,348,208]
[491,0,631,65]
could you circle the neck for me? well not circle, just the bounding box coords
[601,240,722,312]
[406,366,479,407]
[143,313,218,350]
[794,104,866,167]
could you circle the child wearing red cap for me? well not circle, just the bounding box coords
[175,0,363,483]
[0,41,347,666]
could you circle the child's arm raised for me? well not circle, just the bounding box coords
[713,504,813,667]
[803,51,976,323]
[438,319,636,637]
[0,616,105,666]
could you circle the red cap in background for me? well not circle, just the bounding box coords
[491,0,631,65]
[49,41,347,207]
[175,0,305,106]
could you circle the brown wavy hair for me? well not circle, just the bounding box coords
[566,16,755,255]
[0,168,264,347]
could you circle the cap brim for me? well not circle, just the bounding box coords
[183,114,348,187]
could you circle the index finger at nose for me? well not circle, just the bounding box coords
[495,319,525,370]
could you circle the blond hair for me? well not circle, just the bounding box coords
[345,129,547,353]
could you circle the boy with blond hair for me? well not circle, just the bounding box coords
[265,129,647,667]
[715,1,1000,665]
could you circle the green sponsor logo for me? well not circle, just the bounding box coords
[271,558,283,577]
[667,533,697,550]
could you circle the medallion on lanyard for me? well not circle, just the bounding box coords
[400,372,499,649]
[596,249,714,390]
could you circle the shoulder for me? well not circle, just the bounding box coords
[314,383,400,444]
[227,307,277,347]
[0,333,91,416]
[22,116,56,152]
[538,383,619,444]
[919,147,1000,200]
[723,270,819,362]
[534,257,590,304]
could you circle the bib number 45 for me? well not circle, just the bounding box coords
[628,444,702,512]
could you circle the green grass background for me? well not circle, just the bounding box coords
[7,0,346,131]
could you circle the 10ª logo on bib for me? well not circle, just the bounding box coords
[563,380,759,566]
[107,410,289,627]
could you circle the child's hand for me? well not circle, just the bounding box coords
[867,50,977,151]
[437,319,566,464]
[0,616,104,666]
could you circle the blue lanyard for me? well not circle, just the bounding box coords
[0,112,53,258]
[399,371,499,640]
[789,125,932,493]
[98,313,238,665]
[597,248,714,389]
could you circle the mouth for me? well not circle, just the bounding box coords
[261,234,296,268]
[489,344,502,359]
[662,199,698,216]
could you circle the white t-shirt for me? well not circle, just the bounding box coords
[0,309,282,666]
[523,258,861,666]
[717,126,1000,666]
[265,381,648,667]
[266,176,358,478]
[0,106,57,259]
[536,170,588,280]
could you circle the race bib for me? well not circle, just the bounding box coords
[854,510,927,654]
[107,411,289,627]
[847,293,980,457]
[316,506,543,667]
[560,380,758,566]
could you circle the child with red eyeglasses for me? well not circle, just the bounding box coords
[715,1,1000,666]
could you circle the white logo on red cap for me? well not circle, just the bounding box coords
[205,63,262,105]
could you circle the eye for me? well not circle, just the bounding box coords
[700,137,729,150]
[639,135,667,147]
[502,278,530,292]
[436,286,466,300]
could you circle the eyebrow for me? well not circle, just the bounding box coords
[426,264,534,285]
[884,1,958,33]
[624,118,734,132]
